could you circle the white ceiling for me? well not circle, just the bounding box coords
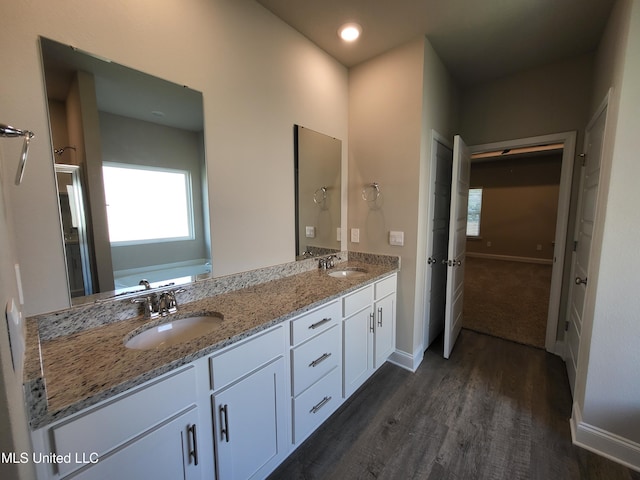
[255,0,616,86]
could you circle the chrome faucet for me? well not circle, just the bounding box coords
[318,255,338,269]
[132,288,186,319]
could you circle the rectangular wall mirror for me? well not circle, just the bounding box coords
[40,37,211,304]
[294,125,341,259]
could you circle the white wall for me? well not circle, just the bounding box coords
[0,0,347,475]
[0,153,35,480]
[572,0,640,463]
[348,37,459,363]
[459,53,594,146]
[0,0,348,317]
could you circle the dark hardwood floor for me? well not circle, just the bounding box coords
[269,329,640,480]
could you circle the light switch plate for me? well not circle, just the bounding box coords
[389,230,404,246]
[351,228,360,243]
[305,226,315,238]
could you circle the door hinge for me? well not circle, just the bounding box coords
[565,321,570,332]
[573,240,578,252]
[578,153,587,166]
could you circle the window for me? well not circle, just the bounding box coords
[103,164,194,244]
[466,187,483,237]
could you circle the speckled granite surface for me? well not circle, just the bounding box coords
[24,254,399,429]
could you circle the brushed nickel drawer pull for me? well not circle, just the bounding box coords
[377,307,383,327]
[310,396,332,414]
[309,317,332,329]
[188,423,199,466]
[309,352,332,368]
[219,404,230,442]
[369,312,375,332]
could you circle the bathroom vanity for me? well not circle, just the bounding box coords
[26,254,398,479]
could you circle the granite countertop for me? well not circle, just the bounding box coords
[24,259,398,429]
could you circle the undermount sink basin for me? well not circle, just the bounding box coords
[125,314,223,350]
[328,268,367,278]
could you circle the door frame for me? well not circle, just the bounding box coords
[469,131,576,353]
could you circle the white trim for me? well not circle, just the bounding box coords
[470,131,576,354]
[466,252,553,265]
[571,403,640,472]
[388,348,422,372]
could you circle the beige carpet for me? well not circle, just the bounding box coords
[463,256,552,348]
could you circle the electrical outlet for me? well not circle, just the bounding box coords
[486,241,492,247]
[305,226,315,238]
[337,227,341,242]
[536,244,543,251]
[351,228,360,243]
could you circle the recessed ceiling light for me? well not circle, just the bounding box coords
[338,23,362,42]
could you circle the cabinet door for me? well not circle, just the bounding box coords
[343,307,373,398]
[374,293,395,368]
[213,357,287,480]
[72,407,200,480]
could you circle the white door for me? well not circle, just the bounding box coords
[213,358,287,480]
[443,135,471,359]
[374,292,395,367]
[73,407,201,480]
[565,96,608,396]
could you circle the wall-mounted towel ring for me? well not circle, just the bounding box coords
[362,182,380,202]
[0,123,35,186]
[314,186,328,205]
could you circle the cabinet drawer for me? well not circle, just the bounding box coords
[290,301,340,345]
[343,285,373,318]
[375,274,396,299]
[210,325,284,391]
[51,366,196,477]
[291,325,340,396]
[292,367,341,444]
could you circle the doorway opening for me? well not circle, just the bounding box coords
[463,151,563,348]
[423,131,576,357]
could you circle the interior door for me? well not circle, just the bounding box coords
[424,139,453,348]
[565,96,607,396]
[443,135,470,359]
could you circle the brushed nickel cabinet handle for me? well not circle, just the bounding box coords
[309,317,332,329]
[188,424,199,466]
[309,352,332,368]
[369,312,375,332]
[219,404,230,442]
[310,396,332,414]
[377,307,383,327]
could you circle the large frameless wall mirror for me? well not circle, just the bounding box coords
[40,37,211,304]
[294,125,341,259]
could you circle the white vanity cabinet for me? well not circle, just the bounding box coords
[342,273,397,398]
[209,325,288,480]
[30,366,202,480]
[289,301,342,445]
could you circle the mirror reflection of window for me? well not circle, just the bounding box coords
[103,164,194,244]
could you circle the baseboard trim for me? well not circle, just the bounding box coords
[570,402,640,472]
[388,348,422,372]
[466,252,553,265]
